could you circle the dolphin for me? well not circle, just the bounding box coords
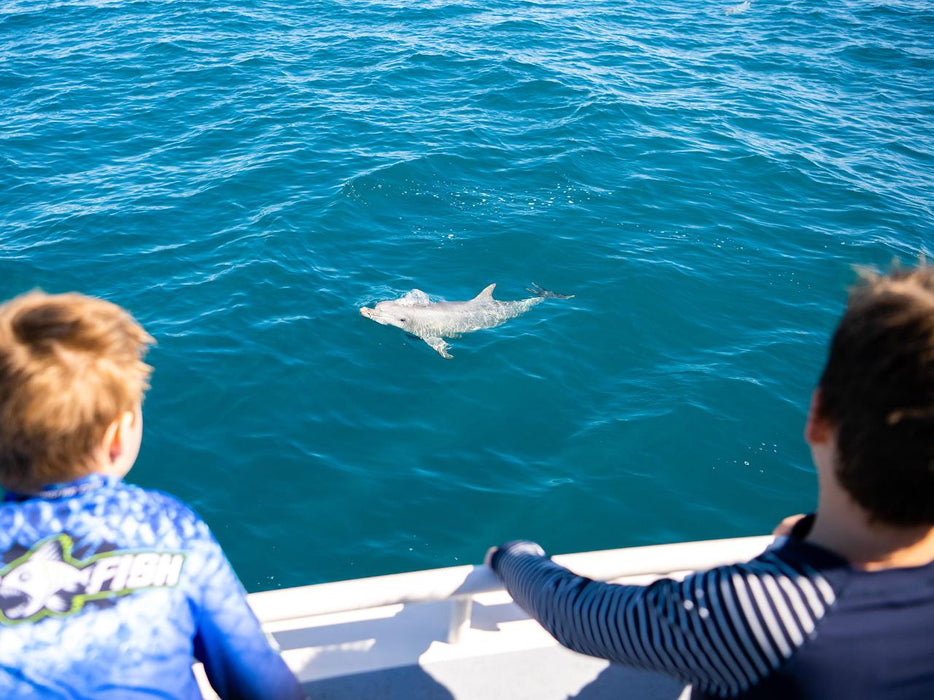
[360,283,573,358]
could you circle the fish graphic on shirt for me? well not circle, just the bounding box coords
[0,535,186,624]
[0,538,88,620]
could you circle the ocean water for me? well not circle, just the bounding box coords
[1,0,932,591]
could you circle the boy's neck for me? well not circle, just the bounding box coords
[809,483,934,570]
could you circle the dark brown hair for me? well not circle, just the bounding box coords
[817,264,934,526]
[0,291,153,493]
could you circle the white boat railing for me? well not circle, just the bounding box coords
[248,535,773,644]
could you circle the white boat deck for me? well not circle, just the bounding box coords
[196,536,773,699]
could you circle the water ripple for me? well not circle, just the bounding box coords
[1,0,932,587]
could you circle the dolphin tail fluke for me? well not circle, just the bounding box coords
[526,283,574,300]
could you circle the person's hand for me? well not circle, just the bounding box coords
[773,513,807,536]
[484,541,546,571]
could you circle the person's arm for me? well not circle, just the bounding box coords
[191,530,305,700]
[488,540,836,698]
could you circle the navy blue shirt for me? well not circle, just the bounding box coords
[491,528,934,699]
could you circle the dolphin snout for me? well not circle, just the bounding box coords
[360,306,384,323]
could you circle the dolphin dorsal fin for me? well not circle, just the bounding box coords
[397,289,430,307]
[474,284,496,301]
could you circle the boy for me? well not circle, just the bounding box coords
[0,291,304,699]
[487,263,934,698]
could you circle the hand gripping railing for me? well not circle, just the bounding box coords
[248,535,773,644]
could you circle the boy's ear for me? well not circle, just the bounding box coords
[101,411,133,462]
[805,389,834,445]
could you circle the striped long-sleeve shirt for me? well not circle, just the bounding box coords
[490,532,934,699]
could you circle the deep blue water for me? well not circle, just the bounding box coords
[2,0,932,591]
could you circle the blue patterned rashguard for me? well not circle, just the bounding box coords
[0,474,304,699]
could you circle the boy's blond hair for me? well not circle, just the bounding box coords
[0,291,153,494]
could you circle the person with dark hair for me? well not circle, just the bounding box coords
[486,263,934,699]
[0,291,304,699]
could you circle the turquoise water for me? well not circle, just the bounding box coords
[2,0,932,591]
